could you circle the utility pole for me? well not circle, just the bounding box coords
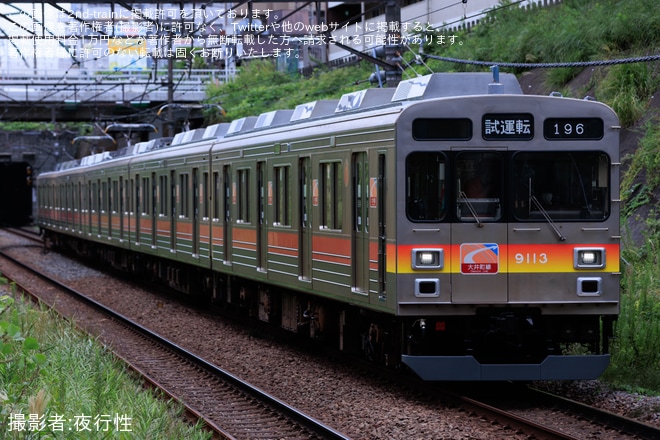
[385,0,402,87]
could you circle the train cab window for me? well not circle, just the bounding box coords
[406,152,447,222]
[513,152,609,221]
[455,152,502,222]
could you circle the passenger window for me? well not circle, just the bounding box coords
[202,172,210,219]
[274,165,290,226]
[320,161,343,230]
[159,175,168,216]
[455,152,502,222]
[212,171,220,221]
[179,174,189,218]
[237,168,250,223]
[406,152,447,222]
[141,177,149,215]
[513,152,609,221]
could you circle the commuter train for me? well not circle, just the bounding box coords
[36,72,621,381]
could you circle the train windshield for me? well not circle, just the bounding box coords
[513,152,609,221]
[455,152,502,222]
[406,152,447,221]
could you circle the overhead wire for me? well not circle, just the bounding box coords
[0,4,203,125]
[0,3,78,63]
[424,53,660,69]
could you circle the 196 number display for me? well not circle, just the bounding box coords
[544,117,603,140]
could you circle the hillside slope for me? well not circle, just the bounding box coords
[518,65,659,247]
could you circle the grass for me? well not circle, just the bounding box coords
[0,280,211,439]
[608,118,660,392]
[606,239,660,391]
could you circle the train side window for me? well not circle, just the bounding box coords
[141,177,150,215]
[159,175,168,216]
[202,172,210,219]
[406,152,446,222]
[134,176,141,216]
[112,180,119,214]
[92,181,99,213]
[274,165,290,226]
[513,151,610,221]
[212,171,221,221]
[237,168,250,223]
[320,161,343,230]
[151,173,157,217]
[101,180,108,213]
[179,173,189,218]
[455,152,502,222]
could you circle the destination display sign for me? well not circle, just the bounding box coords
[412,118,472,140]
[543,118,604,140]
[482,113,533,140]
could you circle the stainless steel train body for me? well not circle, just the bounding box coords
[37,73,620,380]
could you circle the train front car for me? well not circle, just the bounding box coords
[394,73,620,381]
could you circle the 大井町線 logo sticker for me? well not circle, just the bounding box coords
[460,243,499,274]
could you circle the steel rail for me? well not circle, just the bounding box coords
[0,239,350,440]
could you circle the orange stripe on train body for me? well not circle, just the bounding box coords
[312,235,351,265]
[268,230,299,258]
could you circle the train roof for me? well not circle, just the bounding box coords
[392,72,522,100]
[45,72,532,173]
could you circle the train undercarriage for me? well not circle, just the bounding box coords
[43,229,615,380]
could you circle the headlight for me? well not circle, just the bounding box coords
[412,249,443,270]
[574,248,605,269]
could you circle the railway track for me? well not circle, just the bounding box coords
[1,227,659,439]
[0,231,349,440]
[446,386,660,440]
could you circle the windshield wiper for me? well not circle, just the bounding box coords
[458,191,483,227]
[530,195,566,241]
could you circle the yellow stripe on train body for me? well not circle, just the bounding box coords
[393,243,619,274]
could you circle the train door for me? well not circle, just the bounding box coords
[451,150,508,303]
[105,178,110,238]
[109,178,115,239]
[87,181,92,233]
[257,161,266,270]
[77,182,83,234]
[151,172,157,247]
[352,152,369,294]
[376,153,387,300]
[223,165,232,263]
[119,176,125,241]
[192,168,200,255]
[170,170,176,250]
[96,179,102,235]
[134,175,141,244]
[298,157,312,280]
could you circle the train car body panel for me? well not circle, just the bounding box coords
[37,72,620,381]
[207,105,401,311]
[393,78,619,380]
